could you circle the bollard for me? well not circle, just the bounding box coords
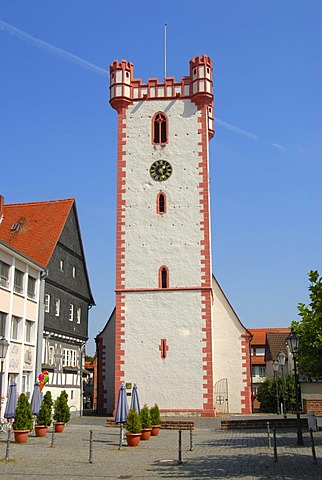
[273,428,278,463]
[267,421,271,448]
[189,423,193,451]
[51,425,55,447]
[177,428,183,465]
[309,428,317,464]
[5,428,11,461]
[89,429,93,464]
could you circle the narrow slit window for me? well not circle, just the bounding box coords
[152,112,168,144]
[159,265,169,289]
[156,192,167,214]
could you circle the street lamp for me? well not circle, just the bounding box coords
[278,351,287,419]
[286,329,304,446]
[272,360,280,414]
[0,337,9,420]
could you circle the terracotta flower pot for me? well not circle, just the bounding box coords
[13,430,30,444]
[126,432,141,447]
[35,425,48,437]
[151,425,160,436]
[54,422,65,433]
[141,428,152,440]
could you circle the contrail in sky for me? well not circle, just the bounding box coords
[1,19,286,151]
[0,19,109,76]
[216,118,259,141]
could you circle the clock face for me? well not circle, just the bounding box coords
[149,160,172,182]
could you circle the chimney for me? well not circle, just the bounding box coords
[0,195,4,224]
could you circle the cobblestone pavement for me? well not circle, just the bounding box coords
[0,416,321,479]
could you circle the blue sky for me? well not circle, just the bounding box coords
[1,1,321,355]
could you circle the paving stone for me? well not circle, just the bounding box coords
[0,416,321,479]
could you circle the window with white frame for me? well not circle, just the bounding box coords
[55,298,60,316]
[71,350,77,367]
[45,294,50,313]
[0,260,10,288]
[48,346,55,365]
[22,372,31,398]
[62,348,77,367]
[69,304,74,321]
[25,320,33,343]
[11,315,21,340]
[259,366,266,377]
[76,307,81,324]
[0,311,7,337]
[27,276,36,299]
[14,269,24,294]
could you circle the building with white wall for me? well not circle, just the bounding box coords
[96,55,252,416]
[0,239,44,414]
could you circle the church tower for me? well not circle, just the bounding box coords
[109,55,216,416]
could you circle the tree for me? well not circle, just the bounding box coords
[257,375,296,413]
[13,393,34,431]
[291,270,322,378]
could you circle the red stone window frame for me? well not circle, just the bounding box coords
[152,112,168,145]
[158,265,169,289]
[156,192,167,214]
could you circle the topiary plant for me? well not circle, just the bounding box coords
[36,391,53,427]
[13,393,33,431]
[150,403,161,426]
[53,390,71,424]
[140,404,151,429]
[126,408,142,433]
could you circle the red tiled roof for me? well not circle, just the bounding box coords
[249,328,290,346]
[0,198,74,267]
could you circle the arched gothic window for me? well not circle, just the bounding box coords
[158,265,169,289]
[152,112,168,144]
[156,192,167,214]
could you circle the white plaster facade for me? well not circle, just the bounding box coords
[98,56,252,416]
[0,241,44,414]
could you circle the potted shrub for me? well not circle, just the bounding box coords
[35,391,53,437]
[140,404,152,440]
[125,408,142,447]
[53,390,70,432]
[13,393,33,443]
[150,403,161,436]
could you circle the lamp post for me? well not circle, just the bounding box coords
[0,337,9,420]
[272,360,280,414]
[286,329,304,446]
[278,351,287,419]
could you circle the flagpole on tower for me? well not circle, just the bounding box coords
[164,23,167,81]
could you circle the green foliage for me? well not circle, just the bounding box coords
[150,403,161,425]
[126,408,142,433]
[140,404,152,429]
[43,391,54,410]
[292,270,322,378]
[36,391,53,426]
[257,375,296,413]
[13,393,34,431]
[53,390,71,424]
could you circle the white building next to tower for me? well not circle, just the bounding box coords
[96,55,252,416]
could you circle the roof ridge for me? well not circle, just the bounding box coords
[5,198,75,207]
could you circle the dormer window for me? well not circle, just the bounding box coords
[152,112,168,144]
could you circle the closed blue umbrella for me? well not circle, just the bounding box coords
[115,383,128,424]
[115,383,129,449]
[30,382,41,415]
[130,383,140,414]
[4,381,17,419]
